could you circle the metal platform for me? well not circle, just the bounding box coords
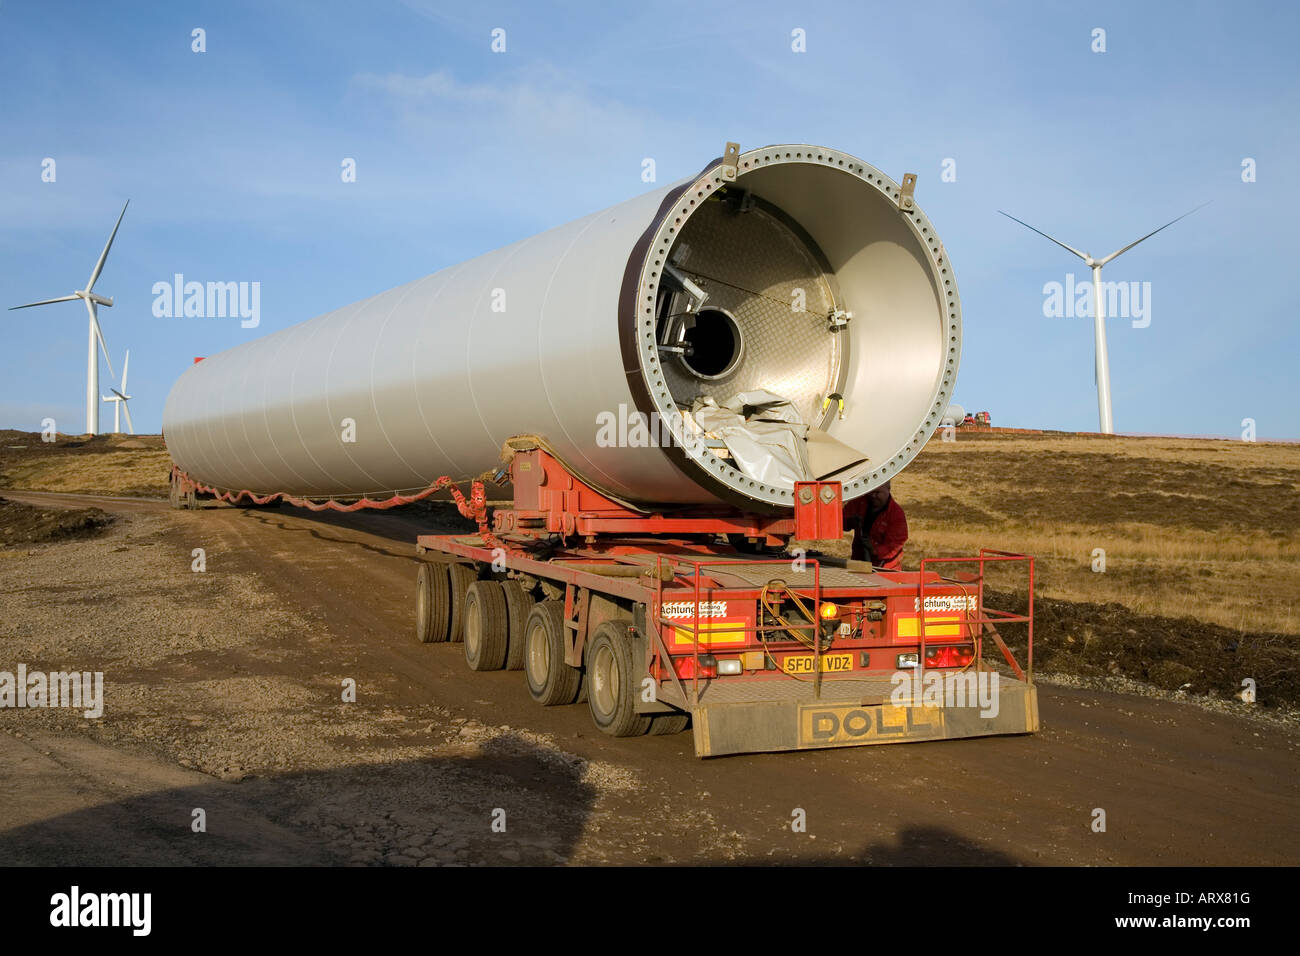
[612,553,891,590]
[658,673,902,709]
[702,562,888,589]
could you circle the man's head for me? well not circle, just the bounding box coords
[865,480,892,512]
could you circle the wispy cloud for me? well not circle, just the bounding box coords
[350,64,665,155]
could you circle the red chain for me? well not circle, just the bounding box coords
[173,466,510,552]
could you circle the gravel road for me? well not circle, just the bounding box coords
[1,490,1297,865]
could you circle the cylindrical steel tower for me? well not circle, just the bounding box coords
[163,144,960,509]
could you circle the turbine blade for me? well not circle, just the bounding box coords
[121,399,134,435]
[121,349,129,392]
[1099,201,1211,265]
[9,294,79,310]
[87,300,114,379]
[85,200,129,293]
[999,211,1089,261]
[111,388,127,401]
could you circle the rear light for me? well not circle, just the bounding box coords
[923,644,975,668]
[716,658,742,676]
[896,652,919,668]
[669,655,717,679]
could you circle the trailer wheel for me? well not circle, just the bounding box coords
[524,602,583,706]
[415,562,451,644]
[446,563,477,643]
[463,580,509,671]
[585,622,651,737]
[648,712,690,736]
[500,580,533,672]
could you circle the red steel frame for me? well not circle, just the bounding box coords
[417,533,1035,704]
[411,445,1035,706]
[493,447,841,544]
[653,555,827,705]
[918,551,1035,684]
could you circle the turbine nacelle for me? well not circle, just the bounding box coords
[77,290,114,307]
[102,349,134,434]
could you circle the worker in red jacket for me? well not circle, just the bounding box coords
[843,481,908,570]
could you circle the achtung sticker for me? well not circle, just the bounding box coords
[914,595,978,612]
[661,601,727,619]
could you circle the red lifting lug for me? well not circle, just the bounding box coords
[794,480,842,541]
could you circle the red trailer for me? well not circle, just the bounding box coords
[414,443,1038,757]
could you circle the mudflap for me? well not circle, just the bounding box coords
[691,680,1039,758]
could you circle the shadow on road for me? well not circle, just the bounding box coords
[0,735,598,867]
[229,499,474,555]
[855,824,1025,865]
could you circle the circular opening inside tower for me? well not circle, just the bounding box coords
[680,307,744,379]
[633,146,960,509]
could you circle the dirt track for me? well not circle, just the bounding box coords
[2,490,1298,866]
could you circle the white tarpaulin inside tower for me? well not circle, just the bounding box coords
[689,390,868,488]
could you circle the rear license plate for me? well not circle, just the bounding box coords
[782,653,853,674]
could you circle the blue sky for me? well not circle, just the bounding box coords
[1,0,1296,438]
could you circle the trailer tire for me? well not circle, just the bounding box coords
[524,601,582,706]
[500,580,533,672]
[463,580,509,671]
[648,712,690,736]
[446,563,477,643]
[415,562,451,644]
[585,622,651,737]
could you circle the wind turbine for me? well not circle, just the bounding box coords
[9,201,129,435]
[999,203,1207,434]
[102,349,134,435]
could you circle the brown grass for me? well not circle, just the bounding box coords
[0,431,170,497]
[893,433,1300,636]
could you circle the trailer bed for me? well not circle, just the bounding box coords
[415,530,1038,757]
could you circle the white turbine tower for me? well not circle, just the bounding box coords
[1000,203,1206,434]
[9,201,129,435]
[102,349,134,435]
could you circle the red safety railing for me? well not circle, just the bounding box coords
[645,551,1033,705]
[917,550,1034,684]
[651,556,824,703]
